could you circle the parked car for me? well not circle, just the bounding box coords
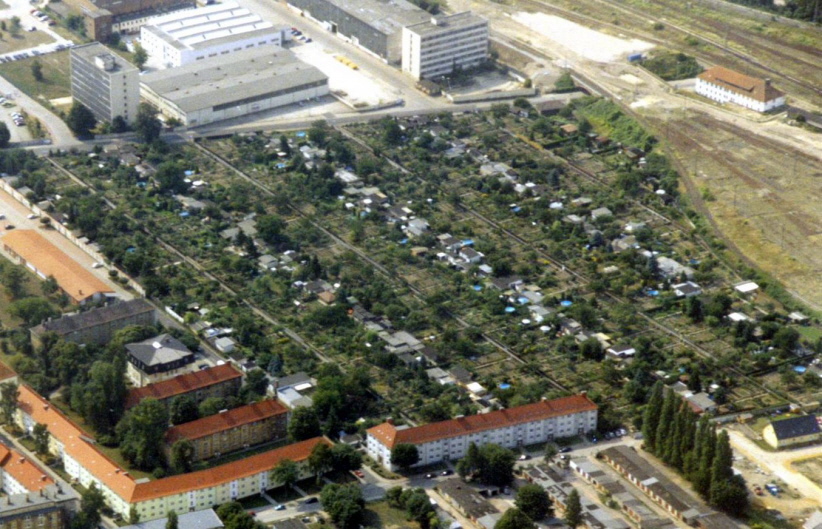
[559,447,573,453]
[5,224,15,230]
[274,504,286,511]
[303,497,318,505]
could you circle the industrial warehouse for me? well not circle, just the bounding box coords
[140,46,329,126]
[140,2,290,68]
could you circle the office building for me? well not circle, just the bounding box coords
[163,400,289,462]
[402,12,488,80]
[70,43,140,124]
[287,0,430,62]
[140,46,328,126]
[30,299,156,348]
[695,66,786,113]
[366,394,598,470]
[140,2,289,68]
[126,334,196,387]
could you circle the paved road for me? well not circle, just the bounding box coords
[0,73,76,147]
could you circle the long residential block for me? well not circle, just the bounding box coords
[125,363,243,409]
[366,394,597,470]
[695,66,785,113]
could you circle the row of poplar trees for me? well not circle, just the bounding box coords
[641,381,748,516]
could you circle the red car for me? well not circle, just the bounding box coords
[353,470,364,478]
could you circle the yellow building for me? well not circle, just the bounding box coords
[762,415,821,449]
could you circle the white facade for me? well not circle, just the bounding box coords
[367,398,597,470]
[140,2,288,68]
[695,76,785,113]
[71,43,140,124]
[402,12,489,80]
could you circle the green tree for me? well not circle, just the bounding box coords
[391,443,420,470]
[308,442,334,479]
[71,483,105,529]
[80,360,127,435]
[33,423,49,455]
[0,121,10,148]
[1,265,27,299]
[128,505,141,525]
[773,327,800,356]
[564,488,583,528]
[9,16,20,34]
[170,439,194,474]
[476,444,516,486]
[155,161,187,193]
[382,117,403,146]
[404,488,435,529]
[272,459,299,489]
[490,103,509,118]
[67,103,97,138]
[0,382,19,425]
[116,398,169,470]
[256,214,289,247]
[516,484,552,521]
[165,510,178,529]
[240,368,268,401]
[41,275,59,295]
[135,103,162,143]
[133,43,148,70]
[8,297,57,326]
[642,381,664,452]
[320,483,365,529]
[169,395,199,425]
[331,443,363,472]
[216,502,264,529]
[554,72,576,92]
[198,396,226,417]
[288,406,321,441]
[495,508,536,529]
[111,115,128,133]
[308,120,329,146]
[31,60,43,82]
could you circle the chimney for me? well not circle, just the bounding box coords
[386,417,394,425]
[765,78,771,86]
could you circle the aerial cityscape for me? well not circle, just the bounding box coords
[0,0,818,527]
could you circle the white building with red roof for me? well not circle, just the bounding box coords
[366,394,597,470]
[695,66,785,113]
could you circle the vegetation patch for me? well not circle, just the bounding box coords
[639,52,703,81]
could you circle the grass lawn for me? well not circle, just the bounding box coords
[238,494,271,510]
[798,326,822,342]
[0,28,53,55]
[361,501,419,529]
[0,50,71,103]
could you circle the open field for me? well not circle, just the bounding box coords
[794,457,822,488]
[0,49,70,102]
[0,26,53,54]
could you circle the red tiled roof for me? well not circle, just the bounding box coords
[125,363,242,409]
[129,437,327,502]
[165,399,288,445]
[17,384,327,504]
[368,394,597,449]
[697,66,784,103]
[0,445,55,492]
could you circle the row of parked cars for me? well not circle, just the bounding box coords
[291,27,312,43]
[0,42,72,64]
[30,9,56,26]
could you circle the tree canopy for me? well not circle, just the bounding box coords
[116,398,169,470]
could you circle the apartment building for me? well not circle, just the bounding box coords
[125,363,243,410]
[15,384,327,521]
[126,334,195,387]
[366,394,597,470]
[30,298,156,348]
[401,12,489,80]
[0,485,79,529]
[695,66,786,113]
[71,43,140,124]
[163,400,289,462]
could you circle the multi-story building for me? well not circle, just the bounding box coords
[0,445,55,495]
[366,394,598,470]
[60,0,194,41]
[401,12,488,80]
[140,47,328,127]
[30,298,156,348]
[695,66,786,113]
[125,363,243,410]
[286,0,430,63]
[163,399,289,462]
[0,485,79,529]
[15,384,328,521]
[140,2,289,69]
[70,43,140,124]
[126,334,195,387]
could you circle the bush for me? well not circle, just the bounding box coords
[639,52,703,81]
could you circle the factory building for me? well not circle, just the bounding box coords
[402,12,489,80]
[140,46,328,126]
[286,0,430,63]
[140,2,290,68]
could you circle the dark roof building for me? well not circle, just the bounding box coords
[763,415,822,448]
[436,478,497,520]
[30,299,156,347]
[126,334,195,386]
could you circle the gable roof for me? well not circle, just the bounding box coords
[368,394,597,449]
[32,299,155,337]
[697,66,784,103]
[125,363,242,409]
[165,399,288,444]
[770,415,821,440]
[2,230,114,303]
[0,444,54,492]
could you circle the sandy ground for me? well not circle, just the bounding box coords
[510,12,654,63]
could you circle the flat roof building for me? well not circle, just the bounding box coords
[287,0,430,62]
[70,43,140,124]
[140,46,328,127]
[0,484,78,529]
[122,509,223,529]
[126,334,195,387]
[402,12,488,80]
[2,230,114,305]
[141,2,289,68]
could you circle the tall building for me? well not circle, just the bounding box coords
[402,12,488,80]
[695,66,786,113]
[70,43,140,124]
[140,2,289,68]
[286,0,430,63]
[366,394,598,470]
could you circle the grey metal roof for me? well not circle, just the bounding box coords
[126,333,193,367]
[122,509,223,529]
[140,47,327,114]
[319,0,429,35]
[33,299,155,336]
[404,11,487,37]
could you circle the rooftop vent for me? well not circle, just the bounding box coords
[94,54,116,71]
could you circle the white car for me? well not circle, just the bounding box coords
[92,262,104,269]
[26,213,38,219]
